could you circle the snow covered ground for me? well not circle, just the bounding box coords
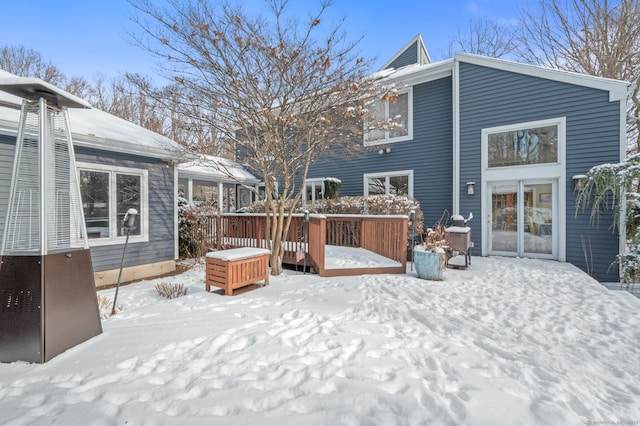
[1,256,639,425]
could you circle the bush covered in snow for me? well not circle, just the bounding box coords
[242,194,423,222]
[576,153,640,284]
[178,197,218,259]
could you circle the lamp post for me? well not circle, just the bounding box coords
[111,208,138,315]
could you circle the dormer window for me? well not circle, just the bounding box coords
[364,88,412,146]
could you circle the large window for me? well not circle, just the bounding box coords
[364,88,412,145]
[364,170,413,197]
[487,123,559,168]
[78,163,148,244]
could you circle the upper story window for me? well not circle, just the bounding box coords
[364,88,412,146]
[486,121,560,168]
[78,163,148,245]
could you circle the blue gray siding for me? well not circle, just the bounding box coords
[386,41,418,70]
[0,136,15,245]
[458,62,621,281]
[308,76,453,227]
[0,138,175,273]
[75,146,175,272]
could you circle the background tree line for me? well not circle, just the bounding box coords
[0,45,233,158]
[2,0,638,155]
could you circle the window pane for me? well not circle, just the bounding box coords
[80,170,110,239]
[488,125,558,167]
[524,183,553,254]
[367,177,386,195]
[389,175,408,196]
[389,93,408,139]
[491,185,518,252]
[117,174,141,236]
[366,98,385,142]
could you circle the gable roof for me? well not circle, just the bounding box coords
[372,45,629,102]
[379,34,431,71]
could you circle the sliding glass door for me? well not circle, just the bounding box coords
[488,180,556,258]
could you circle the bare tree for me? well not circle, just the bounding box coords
[442,17,517,59]
[0,45,67,86]
[65,76,93,99]
[128,0,384,274]
[515,0,640,152]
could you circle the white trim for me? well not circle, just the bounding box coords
[381,60,453,87]
[72,134,175,160]
[619,98,627,277]
[481,117,566,171]
[363,87,413,147]
[174,166,179,260]
[363,169,414,198]
[77,162,150,247]
[480,117,566,261]
[456,53,630,102]
[217,182,224,211]
[452,59,461,214]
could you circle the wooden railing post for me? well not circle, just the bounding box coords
[307,215,326,275]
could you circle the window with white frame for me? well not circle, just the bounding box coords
[303,178,324,204]
[364,170,413,197]
[364,88,412,145]
[78,163,148,244]
[486,121,560,168]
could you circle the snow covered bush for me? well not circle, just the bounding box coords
[178,197,218,259]
[323,177,341,199]
[155,282,188,299]
[576,153,640,283]
[240,194,423,223]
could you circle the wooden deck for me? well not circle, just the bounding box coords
[198,213,407,277]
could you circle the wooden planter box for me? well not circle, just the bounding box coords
[205,248,270,296]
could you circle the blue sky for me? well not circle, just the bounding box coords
[0,0,522,81]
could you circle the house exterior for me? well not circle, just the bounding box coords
[0,70,181,286]
[306,35,629,282]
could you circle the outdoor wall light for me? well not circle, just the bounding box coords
[466,181,475,195]
[572,174,587,192]
[386,146,392,153]
[378,149,384,155]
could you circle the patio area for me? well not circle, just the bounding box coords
[198,213,408,277]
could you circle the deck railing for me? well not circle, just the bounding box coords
[199,213,407,276]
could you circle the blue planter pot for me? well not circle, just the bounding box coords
[414,249,445,281]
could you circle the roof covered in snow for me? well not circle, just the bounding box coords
[177,154,260,184]
[0,70,181,159]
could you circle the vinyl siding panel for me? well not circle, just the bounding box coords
[458,61,621,281]
[386,41,418,70]
[0,137,175,273]
[0,136,15,245]
[308,76,453,226]
[75,146,176,272]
